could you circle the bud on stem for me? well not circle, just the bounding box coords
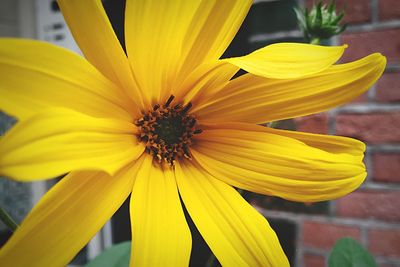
[295,1,348,44]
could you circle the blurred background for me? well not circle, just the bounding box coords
[0,0,399,266]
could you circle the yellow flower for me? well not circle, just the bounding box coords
[0,0,385,266]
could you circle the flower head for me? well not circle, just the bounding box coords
[295,0,348,43]
[0,0,385,266]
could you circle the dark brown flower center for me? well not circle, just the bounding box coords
[135,95,202,165]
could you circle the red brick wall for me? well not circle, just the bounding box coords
[278,1,400,266]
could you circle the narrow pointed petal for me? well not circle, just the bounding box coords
[0,108,144,181]
[192,123,366,202]
[130,156,191,267]
[57,0,144,109]
[0,38,135,121]
[223,43,347,79]
[125,0,251,104]
[178,0,252,78]
[175,61,239,105]
[194,53,386,123]
[0,159,142,267]
[176,160,289,267]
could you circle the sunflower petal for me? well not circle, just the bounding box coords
[0,38,135,120]
[57,0,144,109]
[124,0,251,104]
[194,53,386,123]
[178,0,252,78]
[224,43,347,79]
[130,156,191,267]
[192,123,366,202]
[176,160,289,267]
[0,159,142,267]
[0,108,144,181]
[175,61,239,105]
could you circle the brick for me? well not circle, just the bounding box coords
[302,221,361,249]
[336,190,400,221]
[376,72,400,102]
[368,228,400,257]
[340,29,400,64]
[336,113,400,143]
[352,92,369,103]
[306,0,371,24]
[295,113,329,134]
[379,0,400,21]
[373,153,400,183]
[303,253,326,267]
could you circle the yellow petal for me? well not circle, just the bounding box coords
[124,0,251,104]
[130,156,191,267]
[57,0,144,109]
[0,108,144,181]
[178,0,252,78]
[194,53,386,123]
[192,123,366,202]
[176,160,289,267]
[0,158,143,267]
[0,38,135,121]
[224,43,347,79]
[174,61,239,105]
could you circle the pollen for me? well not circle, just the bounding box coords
[135,95,202,166]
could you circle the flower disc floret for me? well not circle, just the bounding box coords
[135,95,202,165]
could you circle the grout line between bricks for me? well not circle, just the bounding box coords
[327,111,337,135]
[367,84,376,101]
[296,246,304,267]
[375,256,400,266]
[360,226,369,247]
[254,206,400,229]
[361,182,400,190]
[386,64,400,72]
[303,246,400,265]
[371,0,379,24]
[329,199,337,217]
[368,144,400,152]
[346,19,400,33]
[301,247,330,258]
[364,152,373,182]
[295,219,303,267]
[332,103,400,113]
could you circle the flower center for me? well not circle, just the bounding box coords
[135,95,202,165]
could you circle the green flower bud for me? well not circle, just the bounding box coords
[295,1,348,44]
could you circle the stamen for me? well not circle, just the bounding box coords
[164,95,175,108]
[181,103,192,115]
[194,129,203,134]
[188,118,196,128]
[136,95,202,166]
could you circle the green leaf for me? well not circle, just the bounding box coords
[85,241,131,267]
[328,0,336,14]
[328,238,377,267]
[315,2,323,25]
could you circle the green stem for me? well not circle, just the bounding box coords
[0,206,18,232]
[310,37,321,45]
[268,121,279,128]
